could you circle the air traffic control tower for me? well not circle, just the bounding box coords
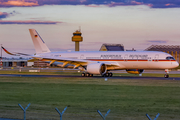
[72,30,83,51]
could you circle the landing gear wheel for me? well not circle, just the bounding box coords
[109,72,113,77]
[102,74,105,77]
[105,73,109,77]
[89,74,93,77]
[164,74,169,78]
[102,72,113,77]
[81,73,85,77]
[86,73,90,77]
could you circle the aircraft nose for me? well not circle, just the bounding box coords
[173,61,179,68]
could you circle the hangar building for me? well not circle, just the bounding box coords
[99,44,124,51]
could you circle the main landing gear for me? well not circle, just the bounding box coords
[81,73,93,77]
[102,72,113,77]
[81,72,113,77]
[164,69,169,78]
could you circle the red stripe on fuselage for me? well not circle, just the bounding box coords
[87,59,176,62]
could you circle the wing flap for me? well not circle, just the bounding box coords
[33,56,120,68]
[33,56,88,66]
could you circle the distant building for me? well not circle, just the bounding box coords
[126,48,136,51]
[1,57,50,67]
[1,58,28,67]
[33,60,49,67]
[99,44,124,51]
[145,45,180,63]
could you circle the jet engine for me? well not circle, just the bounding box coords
[126,69,144,74]
[86,63,107,75]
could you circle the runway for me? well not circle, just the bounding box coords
[0,74,180,80]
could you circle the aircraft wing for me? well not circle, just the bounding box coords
[33,56,120,68]
[34,56,88,64]
[2,46,119,68]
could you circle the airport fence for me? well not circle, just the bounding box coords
[0,103,161,120]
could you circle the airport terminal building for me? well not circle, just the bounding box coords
[1,57,29,67]
[0,57,50,68]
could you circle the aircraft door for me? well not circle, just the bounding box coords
[124,54,128,62]
[147,57,152,68]
[148,57,152,62]
[154,54,159,62]
[80,54,84,59]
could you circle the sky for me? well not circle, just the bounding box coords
[0,0,180,57]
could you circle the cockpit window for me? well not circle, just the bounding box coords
[166,56,175,60]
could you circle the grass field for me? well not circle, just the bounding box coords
[0,72,180,120]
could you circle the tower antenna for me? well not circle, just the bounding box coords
[79,26,81,32]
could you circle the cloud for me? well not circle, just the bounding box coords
[0,0,180,8]
[0,20,63,24]
[85,4,101,7]
[80,0,87,3]
[107,1,144,7]
[142,0,180,8]
[107,2,125,7]
[34,0,88,6]
[0,10,62,24]
[0,10,22,20]
[0,12,9,19]
[0,0,38,7]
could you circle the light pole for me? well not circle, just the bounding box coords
[1,44,2,68]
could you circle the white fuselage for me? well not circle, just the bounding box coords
[35,51,179,70]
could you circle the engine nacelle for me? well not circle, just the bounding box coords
[86,63,107,75]
[126,69,144,74]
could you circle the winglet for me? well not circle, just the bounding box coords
[2,46,30,56]
[29,29,51,54]
[1,46,17,56]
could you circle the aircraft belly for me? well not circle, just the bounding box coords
[121,61,173,70]
[119,61,149,69]
[148,61,173,69]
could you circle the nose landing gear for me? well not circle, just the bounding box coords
[164,69,169,78]
[164,74,169,78]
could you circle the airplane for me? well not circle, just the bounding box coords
[2,29,179,78]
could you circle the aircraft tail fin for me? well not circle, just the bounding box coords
[29,29,51,54]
